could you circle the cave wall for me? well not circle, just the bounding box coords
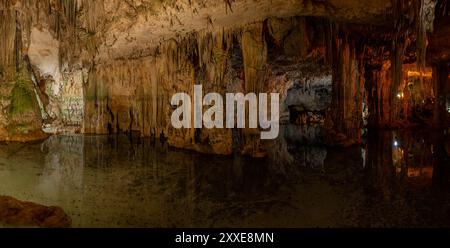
[0,3,46,141]
[84,31,236,154]
[1,0,449,151]
[84,17,332,155]
[0,0,88,138]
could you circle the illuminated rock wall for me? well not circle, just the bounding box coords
[1,0,448,151]
[83,18,331,155]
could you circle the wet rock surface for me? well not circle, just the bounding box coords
[0,195,71,228]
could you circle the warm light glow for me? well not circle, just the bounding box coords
[396,92,404,99]
[392,145,403,174]
[407,71,432,78]
[407,167,433,178]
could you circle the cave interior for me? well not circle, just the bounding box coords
[0,0,450,228]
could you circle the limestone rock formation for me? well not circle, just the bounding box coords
[0,0,449,154]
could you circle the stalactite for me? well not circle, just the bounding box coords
[196,29,234,90]
[77,14,336,156]
[6,1,443,150]
[390,39,404,124]
[82,31,237,154]
[326,25,365,145]
[81,20,289,155]
[241,23,267,93]
[413,0,428,105]
[83,0,104,34]
[0,8,17,75]
[391,0,430,64]
[239,23,268,156]
[60,0,77,29]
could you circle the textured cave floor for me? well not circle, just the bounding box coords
[0,129,449,228]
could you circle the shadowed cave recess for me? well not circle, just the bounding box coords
[0,0,450,228]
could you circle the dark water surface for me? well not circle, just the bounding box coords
[0,128,449,227]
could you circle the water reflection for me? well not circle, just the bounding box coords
[265,124,327,175]
[0,129,449,227]
[356,129,450,226]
